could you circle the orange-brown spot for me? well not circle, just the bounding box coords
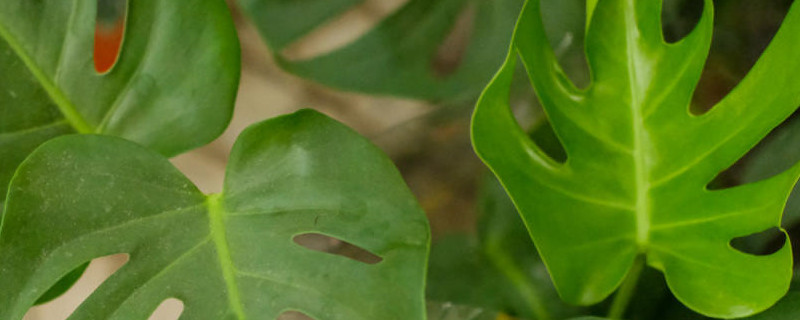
[94,18,125,73]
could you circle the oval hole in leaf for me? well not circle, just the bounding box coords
[278,310,315,320]
[430,4,475,78]
[689,0,791,114]
[293,233,383,264]
[541,0,590,89]
[510,55,568,164]
[280,0,407,61]
[730,227,785,256]
[661,0,704,43]
[94,0,128,74]
[35,262,89,305]
[23,254,129,319]
[147,298,184,320]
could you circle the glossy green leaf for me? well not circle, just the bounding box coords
[472,0,800,317]
[237,0,522,101]
[0,110,430,319]
[0,0,240,213]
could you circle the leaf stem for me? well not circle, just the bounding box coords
[607,255,645,319]
[485,248,551,320]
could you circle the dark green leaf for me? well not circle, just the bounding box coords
[0,0,240,213]
[0,110,430,319]
[472,0,800,317]
[237,0,522,101]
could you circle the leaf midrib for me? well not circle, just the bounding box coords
[0,16,93,134]
[623,0,651,249]
[207,193,246,319]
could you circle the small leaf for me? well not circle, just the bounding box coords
[0,110,430,319]
[472,0,800,317]
[236,0,522,101]
[0,0,240,213]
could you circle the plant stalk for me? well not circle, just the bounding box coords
[607,255,645,319]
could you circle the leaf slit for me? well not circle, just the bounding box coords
[148,298,184,320]
[94,0,128,74]
[293,233,383,265]
[278,310,315,320]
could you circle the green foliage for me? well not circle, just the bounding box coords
[0,0,240,214]
[0,110,430,319]
[472,0,800,318]
[428,175,583,320]
[236,0,522,101]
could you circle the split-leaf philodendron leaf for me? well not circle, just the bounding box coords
[0,110,430,319]
[236,0,522,101]
[0,0,240,213]
[472,0,800,318]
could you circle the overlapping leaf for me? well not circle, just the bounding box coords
[0,0,240,213]
[0,110,430,319]
[472,0,800,317]
[236,0,522,101]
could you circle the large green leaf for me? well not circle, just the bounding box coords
[0,0,240,213]
[472,0,800,318]
[236,0,522,101]
[0,110,430,319]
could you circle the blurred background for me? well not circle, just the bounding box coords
[23,0,800,319]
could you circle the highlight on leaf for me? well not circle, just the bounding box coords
[471,0,800,318]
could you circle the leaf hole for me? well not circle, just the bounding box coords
[510,55,568,164]
[706,111,800,190]
[730,227,785,256]
[23,253,129,320]
[660,0,704,44]
[540,0,590,89]
[430,3,475,78]
[277,310,315,320]
[94,0,128,74]
[280,0,408,61]
[293,233,383,264]
[688,0,792,114]
[147,298,184,320]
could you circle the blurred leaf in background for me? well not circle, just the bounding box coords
[236,0,524,102]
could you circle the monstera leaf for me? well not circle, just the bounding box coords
[472,0,800,318]
[236,0,522,101]
[0,0,240,213]
[0,110,430,319]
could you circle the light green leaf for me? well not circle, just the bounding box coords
[236,0,522,101]
[0,110,430,319]
[0,0,240,212]
[472,0,800,318]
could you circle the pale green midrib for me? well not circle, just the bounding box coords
[207,194,246,319]
[624,0,651,249]
[0,20,93,134]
